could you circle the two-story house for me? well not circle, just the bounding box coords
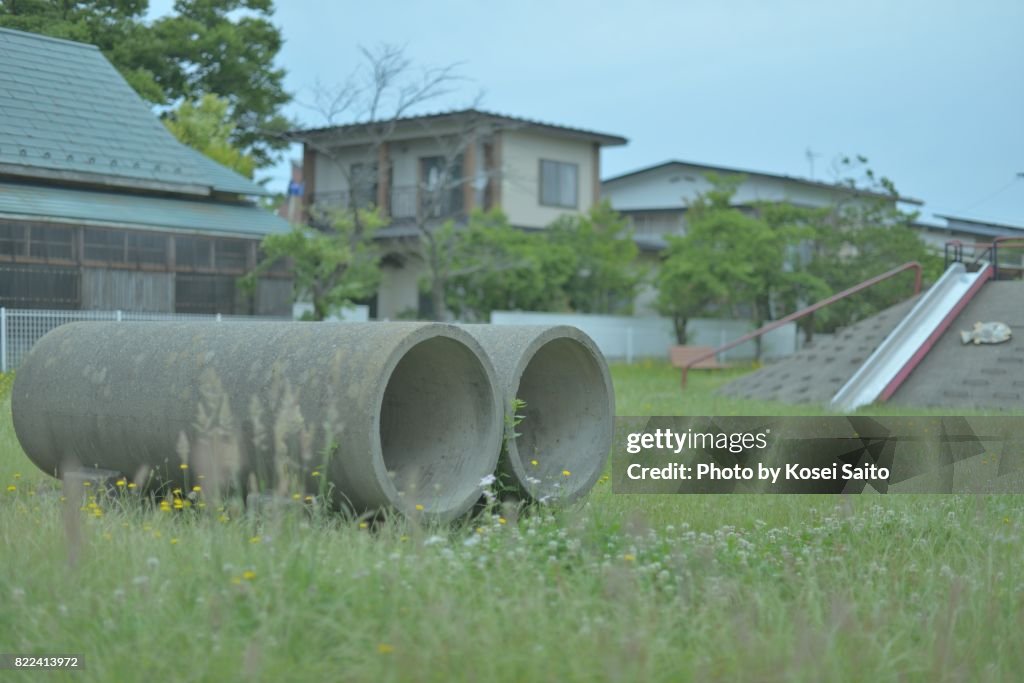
[289,110,627,319]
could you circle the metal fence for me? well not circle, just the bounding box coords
[0,307,290,373]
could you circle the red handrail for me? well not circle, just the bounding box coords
[679,261,923,388]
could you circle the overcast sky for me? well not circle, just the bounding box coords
[151,0,1023,226]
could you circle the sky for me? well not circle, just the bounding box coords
[150,0,1024,226]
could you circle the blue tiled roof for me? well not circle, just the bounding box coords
[0,27,268,197]
[0,181,290,238]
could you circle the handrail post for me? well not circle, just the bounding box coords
[679,261,923,390]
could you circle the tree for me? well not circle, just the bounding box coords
[244,207,383,321]
[655,175,827,357]
[443,210,575,320]
[799,156,943,336]
[299,45,491,321]
[547,201,646,315]
[1,0,292,167]
[163,94,257,178]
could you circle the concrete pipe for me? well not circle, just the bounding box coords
[12,321,503,521]
[459,325,615,503]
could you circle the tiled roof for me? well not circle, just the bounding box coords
[0,181,290,237]
[0,27,267,196]
[291,108,628,146]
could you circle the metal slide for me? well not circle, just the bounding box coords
[830,262,992,412]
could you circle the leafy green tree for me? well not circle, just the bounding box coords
[443,210,575,321]
[244,207,383,321]
[148,0,291,167]
[655,175,828,358]
[547,201,645,315]
[163,94,257,178]
[0,0,292,167]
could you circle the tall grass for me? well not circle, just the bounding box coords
[0,365,1021,682]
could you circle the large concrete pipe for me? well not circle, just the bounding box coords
[460,325,615,503]
[12,321,503,521]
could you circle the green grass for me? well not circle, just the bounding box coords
[1,366,1022,682]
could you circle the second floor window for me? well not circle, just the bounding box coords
[540,159,578,208]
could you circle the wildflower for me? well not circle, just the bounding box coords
[479,474,496,487]
[116,479,126,488]
[242,570,256,581]
[415,504,424,511]
[173,499,184,510]
[311,471,321,478]
[192,485,202,493]
[377,644,394,655]
[13,473,20,480]
[399,536,409,542]
[358,522,368,529]
[249,536,261,544]
[531,460,539,466]
[623,554,636,562]
[292,493,302,500]
[170,538,179,545]
[82,481,92,487]
[5,485,15,492]
[218,514,229,523]
[562,470,571,477]
[498,517,507,525]
[179,464,188,470]
[127,483,136,490]
[304,496,314,503]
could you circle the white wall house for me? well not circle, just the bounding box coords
[289,110,626,319]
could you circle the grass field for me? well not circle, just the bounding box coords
[1,364,1022,682]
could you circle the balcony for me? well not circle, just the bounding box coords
[311,184,466,222]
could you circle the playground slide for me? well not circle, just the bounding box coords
[829,261,993,412]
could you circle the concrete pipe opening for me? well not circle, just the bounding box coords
[378,335,500,519]
[510,334,614,503]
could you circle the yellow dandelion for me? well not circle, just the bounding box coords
[173,499,184,510]
[92,508,103,518]
[531,459,539,466]
[358,521,368,529]
[159,501,172,512]
[498,517,507,525]
[192,485,202,493]
[623,554,636,562]
[304,496,314,503]
[115,479,126,487]
[6,485,15,492]
[414,504,424,511]
[292,493,302,500]
[476,527,484,534]
[249,536,261,544]
[170,538,179,545]
[172,488,182,496]
[377,643,394,655]
[562,470,571,477]
[218,514,230,523]
[127,483,136,490]
[242,570,256,581]
[82,481,92,487]
[13,473,21,479]
[179,464,188,470]
[311,471,321,478]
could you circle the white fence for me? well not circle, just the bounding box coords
[489,311,798,362]
[0,308,290,373]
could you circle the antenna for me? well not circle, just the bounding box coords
[805,147,822,179]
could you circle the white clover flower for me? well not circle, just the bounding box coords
[423,535,445,546]
[479,474,496,487]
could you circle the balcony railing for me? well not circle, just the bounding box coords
[311,184,465,221]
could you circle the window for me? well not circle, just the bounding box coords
[126,233,167,265]
[0,224,26,257]
[175,274,246,314]
[214,239,248,271]
[419,155,464,218]
[349,162,379,208]
[84,229,125,263]
[28,226,74,261]
[540,159,578,208]
[175,236,213,270]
